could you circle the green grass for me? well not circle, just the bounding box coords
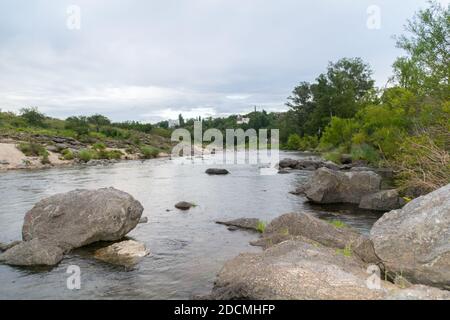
[328,219,347,228]
[336,244,353,257]
[78,149,95,162]
[17,142,48,157]
[256,221,267,233]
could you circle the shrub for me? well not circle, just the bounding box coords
[319,117,359,151]
[41,153,51,165]
[92,142,106,151]
[286,134,302,150]
[61,149,74,160]
[20,107,46,127]
[351,144,381,166]
[17,142,47,157]
[140,146,160,159]
[78,149,95,162]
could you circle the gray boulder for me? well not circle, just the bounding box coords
[370,184,450,289]
[0,239,64,266]
[0,188,143,266]
[209,240,393,300]
[359,189,405,211]
[251,212,379,263]
[278,158,298,169]
[303,168,381,204]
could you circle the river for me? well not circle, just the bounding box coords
[0,151,383,299]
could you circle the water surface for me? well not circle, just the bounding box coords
[0,151,382,299]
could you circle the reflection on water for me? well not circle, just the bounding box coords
[0,151,382,299]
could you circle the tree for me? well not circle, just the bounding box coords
[287,58,375,136]
[178,114,185,127]
[20,107,46,127]
[393,1,449,98]
[66,116,89,136]
[87,114,111,132]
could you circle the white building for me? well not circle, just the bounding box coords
[236,115,250,125]
[168,119,180,128]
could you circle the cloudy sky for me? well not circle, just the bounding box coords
[0,0,447,122]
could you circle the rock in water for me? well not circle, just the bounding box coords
[303,168,381,204]
[251,212,379,263]
[216,218,261,232]
[0,239,64,266]
[94,240,149,266]
[175,201,195,210]
[370,184,450,290]
[359,189,405,211]
[209,240,392,300]
[0,188,143,266]
[205,168,229,175]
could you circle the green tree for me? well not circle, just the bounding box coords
[87,114,111,132]
[65,116,89,136]
[393,1,449,98]
[20,107,46,127]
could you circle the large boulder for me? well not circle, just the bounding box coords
[0,188,143,266]
[250,213,379,263]
[370,184,450,289]
[209,240,393,300]
[303,168,381,204]
[359,189,405,211]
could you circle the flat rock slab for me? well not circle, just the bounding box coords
[94,240,149,266]
[216,218,260,232]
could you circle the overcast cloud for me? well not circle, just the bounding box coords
[0,0,447,122]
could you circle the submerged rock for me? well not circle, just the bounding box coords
[216,218,261,232]
[209,240,392,300]
[205,168,229,175]
[94,240,149,266]
[139,217,149,224]
[359,189,405,211]
[175,201,195,210]
[0,188,143,266]
[303,168,381,204]
[370,184,450,290]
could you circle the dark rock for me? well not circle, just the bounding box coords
[340,154,352,164]
[216,218,260,232]
[227,226,239,231]
[278,158,298,169]
[359,189,405,211]
[205,168,229,175]
[175,201,195,210]
[371,184,450,289]
[277,169,290,174]
[303,168,381,204]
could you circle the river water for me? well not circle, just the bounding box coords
[0,151,382,299]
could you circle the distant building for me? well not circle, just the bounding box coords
[168,119,180,128]
[236,115,250,125]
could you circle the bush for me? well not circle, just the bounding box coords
[140,146,160,159]
[286,134,302,150]
[92,142,106,151]
[61,149,74,160]
[97,149,123,160]
[319,117,359,151]
[78,149,95,162]
[20,107,46,127]
[17,142,47,157]
[351,144,380,166]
